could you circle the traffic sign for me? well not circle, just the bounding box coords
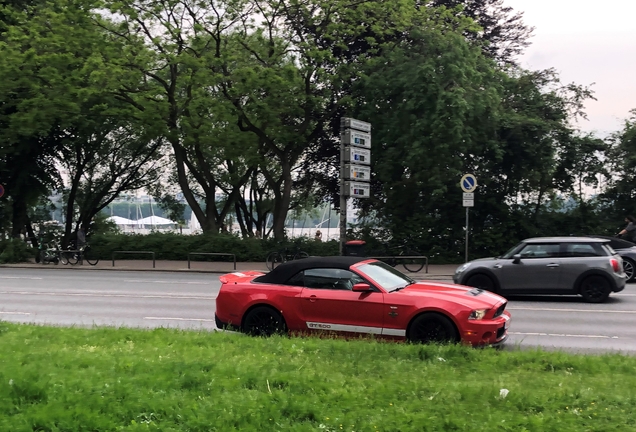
[340,117,371,133]
[462,193,474,200]
[463,199,474,207]
[341,129,371,148]
[344,164,371,182]
[460,174,477,192]
[344,181,371,198]
[0,184,4,198]
[344,146,371,165]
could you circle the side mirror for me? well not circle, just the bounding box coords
[352,283,372,292]
[513,254,521,264]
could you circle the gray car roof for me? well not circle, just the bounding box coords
[523,237,609,243]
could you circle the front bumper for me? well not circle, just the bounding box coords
[462,311,511,347]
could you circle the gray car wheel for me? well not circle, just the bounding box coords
[466,274,496,292]
[580,275,611,303]
[622,258,635,283]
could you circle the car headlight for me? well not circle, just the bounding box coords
[456,263,471,273]
[468,309,487,320]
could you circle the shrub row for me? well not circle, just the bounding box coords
[90,232,340,262]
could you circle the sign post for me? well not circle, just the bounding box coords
[460,174,477,263]
[340,117,371,255]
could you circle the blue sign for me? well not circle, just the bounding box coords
[0,184,4,198]
[460,174,477,192]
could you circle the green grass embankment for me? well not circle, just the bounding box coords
[1,322,634,431]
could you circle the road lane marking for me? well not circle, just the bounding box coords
[144,317,216,322]
[508,307,636,314]
[0,311,30,315]
[123,279,213,285]
[0,277,43,280]
[0,291,216,300]
[510,331,619,339]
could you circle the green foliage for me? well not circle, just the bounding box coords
[1,323,636,430]
[0,239,35,263]
[90,232,339,261]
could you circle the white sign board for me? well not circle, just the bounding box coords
[344,147,371,165]
[463,193,474,200]
[463,199,474,207]
[344,164,371,182]
[341,129,371,148]
[344,181,371,198]
[340,117,372,133]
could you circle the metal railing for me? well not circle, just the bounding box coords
[112,251,156,268]
[367,255,429,273]
[188,252,236,270]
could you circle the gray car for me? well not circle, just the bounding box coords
[587,236,636,283]
[454,237,626,303]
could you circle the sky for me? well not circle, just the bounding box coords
[504,0,636,136]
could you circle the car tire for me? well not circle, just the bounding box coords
[579,275,611,303]
[465,274,496,293]
[408,313,459,344]
[242,306,287,337]
[623,258,635,283]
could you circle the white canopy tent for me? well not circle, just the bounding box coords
[137,215,176,226]
[106,216,137,225]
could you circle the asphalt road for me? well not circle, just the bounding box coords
[1,268,635,354]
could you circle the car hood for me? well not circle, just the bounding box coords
[397,281,505,308]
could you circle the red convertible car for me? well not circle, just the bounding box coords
[215,257,510,346]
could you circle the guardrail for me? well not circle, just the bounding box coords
[367,255,429,273]
[112,251,156,268]
[188,252,236,270]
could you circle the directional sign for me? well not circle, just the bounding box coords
[344,164,371,182]
[0,184,4,198]
[341,129,371,149]
[460,174,477,193]
[344,181,371,198]
[340,117,371,133]
[344,146,371,165]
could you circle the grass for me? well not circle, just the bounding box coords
[0,322,635,431]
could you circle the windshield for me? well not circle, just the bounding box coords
[500,243,523,259]
[356,261,414,292]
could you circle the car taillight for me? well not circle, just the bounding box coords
[610,258,620,272]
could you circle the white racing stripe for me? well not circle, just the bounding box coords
[305,321,406,337]
[508,307,636,314]
[510,331,619,339]
[0,290,215,300]
[144,317,216,322]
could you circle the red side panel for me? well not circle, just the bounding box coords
[219,271,264,284]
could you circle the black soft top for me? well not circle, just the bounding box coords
[254,256,368,284]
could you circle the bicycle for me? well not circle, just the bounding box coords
[368,242,426,273]
[62,243,100,266]
[265,246,309,271]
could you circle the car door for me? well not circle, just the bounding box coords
[299,268,385,335]
[498,242,562,292]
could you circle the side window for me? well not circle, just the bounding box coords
[518,243,560,258]
[303,268,363,290]
[563,243,606,257]
[285,271,305,287]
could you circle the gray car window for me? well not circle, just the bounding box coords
[518,243,560,258]
[562,242,607,257]
[303,268,364,290]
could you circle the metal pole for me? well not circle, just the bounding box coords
[339,138,346,255]
[465,207,469,263]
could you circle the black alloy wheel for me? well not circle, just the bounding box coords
[622,258,635,283]
[408,313,459,344]
[466,274,496,292]
[580,275,611,303]
[242,306,287,337]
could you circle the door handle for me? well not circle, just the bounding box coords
[308,295,317,303]
[546,263,559,268]
[493,264,502,269]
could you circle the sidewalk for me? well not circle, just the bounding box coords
[0,258,458,280]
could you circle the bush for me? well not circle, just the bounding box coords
[89,233,340,262]
[0,239,36,263]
